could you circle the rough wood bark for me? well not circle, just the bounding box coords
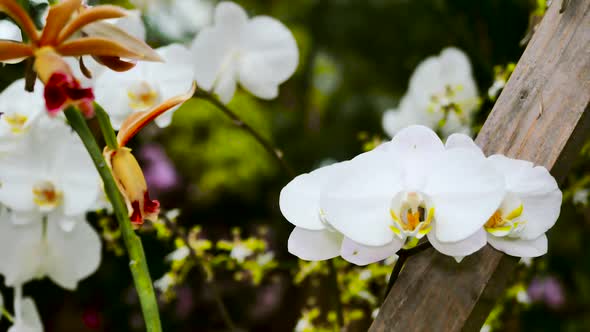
[370,1,590,331]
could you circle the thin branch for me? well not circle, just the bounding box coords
[161,216,238,331]
[193,88,295,178]
[383,241,432,300]
[327,260,344,328]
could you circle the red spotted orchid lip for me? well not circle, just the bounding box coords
[44,72,95,116]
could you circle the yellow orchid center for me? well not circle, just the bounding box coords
[128,81,160,111]
[484,204,525,237]
[4,113,28,134]
[33,180,63,210]
[428,84,464,114]
[389,191,435,248]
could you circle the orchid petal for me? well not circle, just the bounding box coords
[0,40,32,62]
[0,0,39,43]
[425,148,505,242]
[427,226,486,258]
[238,16,299,99]
[0,211,43,286]
[321,150,404,246]
[8,297,43,332]
[287,227,342,261]
[76,22,162,61]
[381,125,445,190]
[340,237,403,266]
[445,133,481,154]
[280,162,348,231]
[117,82,196,147]
[45,215,102,290]
[487,234,547,258]
[57,5,128,45]
[41,0,81,45]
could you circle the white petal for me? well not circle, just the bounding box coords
[427,227,486,258]
[238,16,299,98]
[191,27,232,91]
[214,2,248,29]
[488,155,561,239]
[320,150,403,246]
[382,125,445,190]
[445,133,481,154]
[425,148,505,242]
[0,212,43,286]
[51,130,100,216]
[340,237,403,266]
[487,234,547,258]
[0,20,22,41]
[147,44,194,127]
[94,67,142,129]
[213,60,238,104]
[45,216,102,290]
[279,162,348,230]
[288,227,342,261]
[110,9,146,41]
[9,297,43,332]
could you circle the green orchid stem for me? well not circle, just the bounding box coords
[94,102,119,150]
[193,88,296,178]
[64,107,162,332]
[2,307,14,323]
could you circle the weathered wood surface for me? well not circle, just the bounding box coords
[370,1,590,331]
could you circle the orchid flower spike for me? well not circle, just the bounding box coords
[442,134,562,259]
[0,0,161,115]
[191,1,299,104]
[103,83,196,227]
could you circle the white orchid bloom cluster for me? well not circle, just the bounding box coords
[86,1,297,129]
[280,125,562,265]
[382,48,480,138]
[0,79,102,330]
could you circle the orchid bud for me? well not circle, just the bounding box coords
[104,147,160,227]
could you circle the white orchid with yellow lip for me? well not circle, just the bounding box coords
[383,48,479,138]
[191,1,299,104]
[0,119,99,220]
[444,134,562,258]
[320,126,505,256]
[280,161,403,266]
[95,43,194,129]
[0,79,44,153]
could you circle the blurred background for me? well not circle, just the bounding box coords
[2,0,588,331]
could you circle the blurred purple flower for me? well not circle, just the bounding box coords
[139,144,180,194]
[528,276,565,309]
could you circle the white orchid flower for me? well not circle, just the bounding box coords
[321,126,505,256]
[444,134,562,258]
[94,43,194,129]
[383,47,479,138]
[0,79,44,153]
[138,0,213,40]
[280,161,404,266]
[0,208,101,290]
[9,287,43,332]
[191,1,299,104]
[0,119,99,221]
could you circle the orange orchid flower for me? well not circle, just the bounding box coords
[0,0,161,115]
[104,83,196,227]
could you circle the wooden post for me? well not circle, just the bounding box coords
[370,1,590,331]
